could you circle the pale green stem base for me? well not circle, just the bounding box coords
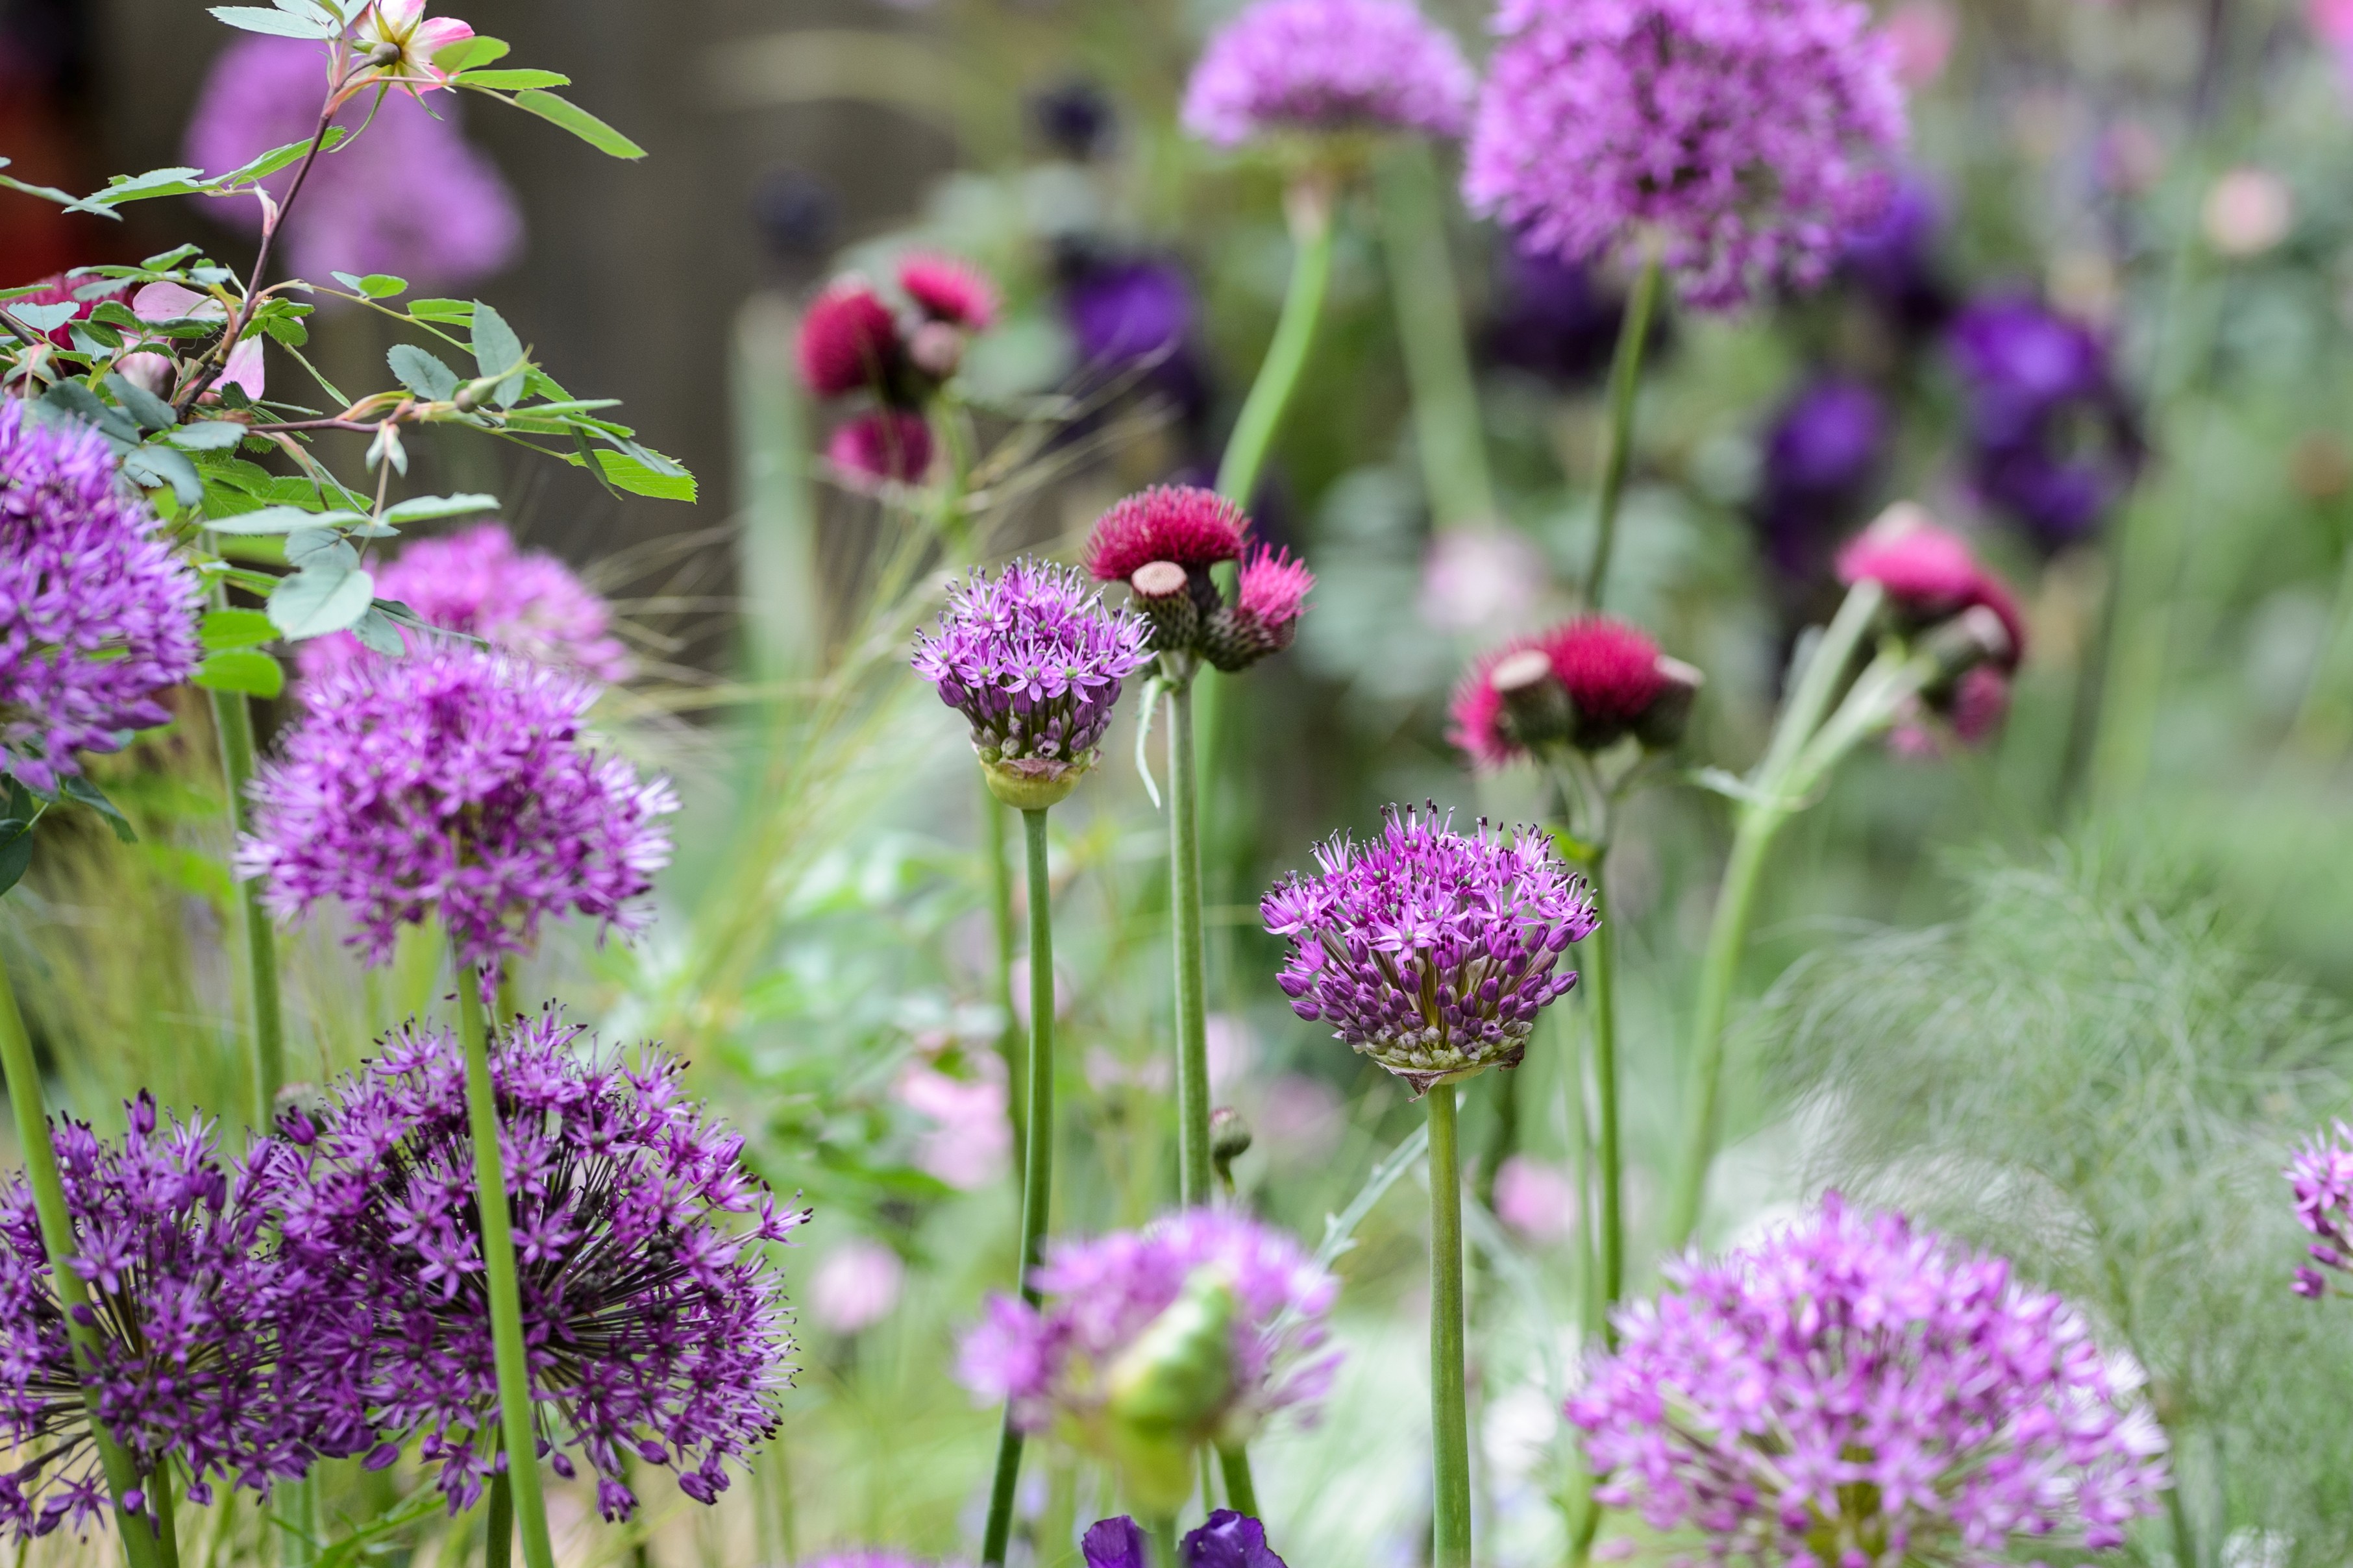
[1149,1516,1180,1568]
[1583,870,1623,1331]
[1168,681,1211,1208]
[1218,1445,1259,1521]
[1584,258,1663,610]
[1216,179,1336,508]
[980,809,1059,1567]
[983,783,1024,1160]
[207,682,284,1131]
[453,958,555,1568]
[1427,1086,1472,1568]
[1375,141,1496,530]
[485,1470,512,1568]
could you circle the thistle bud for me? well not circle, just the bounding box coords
[1129,560,1200,654]
[1633,655,1705,750]
[907,319,966,380]
[1490,647,1573,752]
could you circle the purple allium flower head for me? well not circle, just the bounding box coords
[2287,1120,2353,1295]
[1947,295,2139,549]
[0,400,202,796]
[183,36,523,293]
[296,523,633,685]
[909,559,1153,807]
[1183,1511,1290,1568]
[236,644,677,975]
[1181,0,1475,147]
[275,1012,807,1517]
[1753,375,1890,578]
[1571,1194,2170,1567]
[956,1210,1339,1487]
[0,1097,354,1539]
[1464,0,1908,310]
[1262,805,1595,1092]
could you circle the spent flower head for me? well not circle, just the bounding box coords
[959,1210,1338,1517]
[1262,805,1595,1092]
[237,644,676,975]
[1464,0,1907,309]
[911,559,1153,809]
[1571,1194,2169,1567]
[1181,0,1476,148]
[1450,616,1701,770]
[0,401,202,796]
[275,1012,806,1517]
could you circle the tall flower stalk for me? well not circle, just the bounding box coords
[1375,140,1496,532]
[1264,807,1594,1567]
[1582,258,1662,607]
[911,561,1151,1565]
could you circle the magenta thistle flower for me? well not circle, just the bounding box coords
[1085,485,1248,583]
[798,280,906,400]
[1181,0,1476,147]
[1836,506,2025,668]
[957,1210,1338,1502]
[296,523,632,685]
[827,410,935,487]
[236,644,676,974]
[1086,489,1312,674]
[1221,546,1313,664]
[0,1097,356,1539]
[2287,1120,2353,1297]
[898,252,999,332]
[1263,805,1595,1092]
[909,559,1152,807]
[1450,616,1699,769]
[0,400,202,796]
[274,1012,806,1518]
[1573,1194,2169,1567]
[1463,0,1907,310]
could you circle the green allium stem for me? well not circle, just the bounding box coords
[0,955,167,1568]
[980,808,1059,1567]
[1427,1084,1472,1568]
[984,785,1024,1160]
[484,1470,512,1568]
[1218,1443,1260,1521]
[1168,680,1213,1208]
[1148,1515,1180,1568]
[1583,872,1623,1332]
[1375,141,1496,530]
[1584,256,1663,610]
[1216,177,1335,508]
[451,956,555,1568]
[206,680,285,1133]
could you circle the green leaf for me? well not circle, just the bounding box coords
[121,445,206,508]
[587,448,697,502]
[343,272,407,299]
[382,493,499,524]
[456,68,571,90]
[35,381,137,443]
[105,375,178,432]
[11,302,74,334]
[0,158,83,212]
[406,299,474,325]
[509,90,647,159]
[206,129,347,191]
[387,344,461,401]
[193,648,286,699]
[267,565,376,640]
[60,776,136,844]
[67,167,209,214]
[285,530,356,570]
[168,421,250,452]
[208,5,336,37]
[0,819,32,898]
[469,302,526,406]
[208,506,369,536]
[434,35,510,72]
[350,607,404,657]
[200,608,277,651]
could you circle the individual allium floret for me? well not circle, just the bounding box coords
[898,252,999,332]
[237,644,677,972]
[296,522,632,684]
[1180,0,1476,147]
[957,1210,1338,1515]
[911,559,1153,809]
[1571,1194,2170,1567]
[0,1097,358,1539]
[1262,804,1595,1091]
[798,280,907,400]
[1450,617,1700,770]
[1083,1512,1290,1568]
[274,1012,806,1518]
[827,410,935,487]
[1463,0,1907,310]
[0,400,202,795]
[2287,1120,2353,1298]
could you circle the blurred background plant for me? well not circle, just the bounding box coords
[13,0,2353,1564]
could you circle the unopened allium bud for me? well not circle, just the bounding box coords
[1105,1271,1238,1514]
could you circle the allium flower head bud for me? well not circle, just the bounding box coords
[898,251,1000,331]
[1464,0,1908,310]
[1449,617,1700,770]
[957,1210,1338,1510]
[276,1012,807,1517]
[0,401,203,795]
[827,409,935,487]
[798,280,906,400]
[237,644,677,975]
[911,559,1154,809]
[1180,0,1477,148]
[1572,1194,2170,1566]
[1836,504,2025,668]
[295,522,632,685]
[1263,805,1596,1091]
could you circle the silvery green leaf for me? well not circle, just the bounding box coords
[351,607,404,657]
[167,421,250,452]
[267,564,375,639]
[121,445,204,507]
[382,493,498,524]
[11,302,74,334]
[469,301,525,406]
[106,375,178,432]
[285,529,357,570]
[209,506,368,536]
[387,344,461,401]
[208,5,336,37]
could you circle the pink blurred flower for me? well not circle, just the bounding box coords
[1418,527,1547,634]
[1205,1013,1257,1092]
[130,282,265,400]
[895,1060,1011,1190]
[1253,1073,1344,1166]
[1883,1,1956,86]
[1494,1156,1577,1245]
[810,1239,906,1334]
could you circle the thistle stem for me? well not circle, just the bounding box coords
[1218,1444,1260,1521]
[1427,1084,1472,1568]
[1168,681,1212,1208]
[451,955,556,1568]
[1584,257,1663,610]
[979,808,1059,1568]
[0,957,166,1568]
[1216,177,1335,508]
[206,680,285,1132]
[1375,141,1496,530]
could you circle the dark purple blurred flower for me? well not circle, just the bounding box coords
[1183,1511,1288,1568]
[1752,375,1889,577]
[182,36,522,293]
[278,1012,806,1518]
[1181,0,1475,146]
[1838,173,1953,334]
[1063,255,1195,369]
[0,1097,345,1539]
[1262,804,1595,1092]
[237,644,677,974]
[1948,295,2139,548]
[1083,1517,1149,1568]
[1032,77,1116,160]
[0,400,202,796]
[1571,1194,2170,1563]
[1481,249,1631,386]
